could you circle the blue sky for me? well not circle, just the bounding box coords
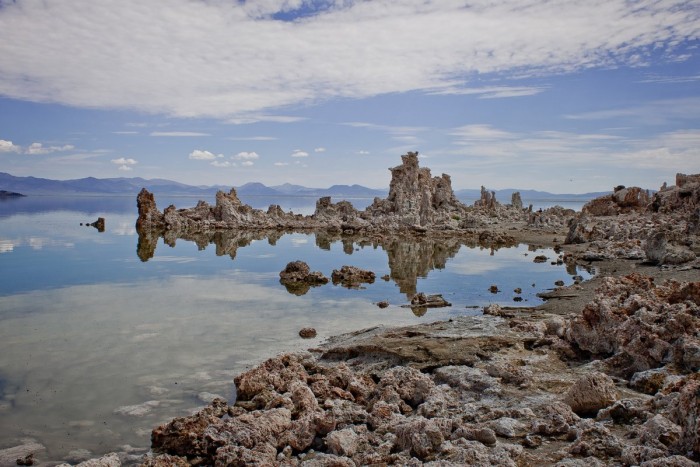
[0,0,699,192]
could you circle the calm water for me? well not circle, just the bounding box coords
[0,195,590,463]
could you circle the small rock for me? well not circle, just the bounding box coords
[376,300,389,309]
[533,255,548,263]
[554,280,565,287]
[514,287,522,294]
[299,328,317,339]
[489,285,499,293]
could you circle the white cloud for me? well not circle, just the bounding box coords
[358,150,370,155]
[430,86,547,99]
[118,165,133,171]
[241,160,254,167]
[314,147,326,153]
[150,132,210,137]
[274,162,290,166]
[0,139,21,153]
[189,150,220,160]
[113,131,139,135]
[227,115,307,125]
[0,1,695,118]
[111,157,137,165]
[25,142,75,155]
[291,150,309,158]
[233,151,260,160]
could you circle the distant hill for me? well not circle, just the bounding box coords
[0,172,606,202]
[0,172,387,198]
[455,188,609,203]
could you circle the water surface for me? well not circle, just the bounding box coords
[0,195,590,463]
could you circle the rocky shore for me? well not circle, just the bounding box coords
[6,154,697,465]
[131,157,700,466]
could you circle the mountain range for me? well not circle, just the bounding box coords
[0,172,607,201]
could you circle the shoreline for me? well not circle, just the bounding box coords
[140,230,699,465]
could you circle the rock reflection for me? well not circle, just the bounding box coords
[137,229,510,298]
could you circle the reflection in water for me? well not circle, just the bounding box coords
[0,196,596,465]
[138,230,523,299]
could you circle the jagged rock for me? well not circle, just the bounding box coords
[662,375,700,458]
[376,300,389,308]
[331,266,375,288]
[136,188,164,231]
[150,398,229,458]
[582,186,651,216]
[511,192,523,209]
[565,274,700,377]
[651,173,700,213]
[639,414,683,450]
[645,231,696,265]
[474,186,498,210]
[279,261,329,295]
[568,419,623,458]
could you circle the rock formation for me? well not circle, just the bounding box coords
[564,174,700,265]
[135,152,530,238]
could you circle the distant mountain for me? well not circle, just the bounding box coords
[0,172,608,202]
[0,172,387,198]
[455,187,609,202]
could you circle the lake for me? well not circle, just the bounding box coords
[0,194,591,464]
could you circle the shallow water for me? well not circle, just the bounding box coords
[0,195,591,463]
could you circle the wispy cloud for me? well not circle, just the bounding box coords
[226,136,278,141]
[291,150,309,158]
[0,1,695,118]
[151,132,210,137]
[227,115,307,125]
[314,147,326,153]
[564,97,700,125]
[26,142,75,155]
[430,86,547,98]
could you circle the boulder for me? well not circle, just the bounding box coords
[563,372,618,416]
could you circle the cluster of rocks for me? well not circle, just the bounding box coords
[141,272,699,466]
[279,261,329,295]
[564,174,700,266]
[135,153,530,239]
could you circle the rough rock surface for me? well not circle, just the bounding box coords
[144,273,700,465]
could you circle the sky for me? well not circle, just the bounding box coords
[0,0,699,193]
